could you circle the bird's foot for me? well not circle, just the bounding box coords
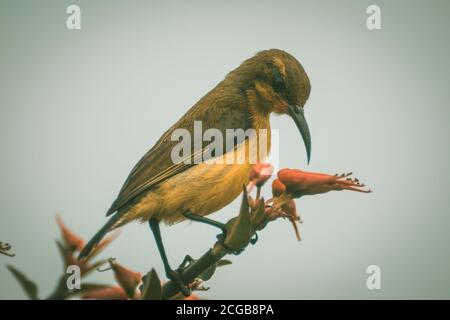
[176,254,195,271]
[166,268,191,297]
[216,231,247,255]
[216,231,226,243]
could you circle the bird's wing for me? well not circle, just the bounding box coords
[106,88,250,215]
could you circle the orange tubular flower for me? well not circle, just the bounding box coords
[277,169,371,197]
[269,169,371,241]
[271,178,286,197]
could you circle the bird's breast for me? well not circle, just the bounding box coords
[127,134,269,225]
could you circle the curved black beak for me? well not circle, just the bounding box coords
[288,104,312,164]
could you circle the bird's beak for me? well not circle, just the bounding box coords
[288,104,312,164]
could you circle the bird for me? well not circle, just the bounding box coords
[78,49,312,294]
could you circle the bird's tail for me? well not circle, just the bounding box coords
[78,212,123,260]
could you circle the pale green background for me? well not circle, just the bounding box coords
[0,0,449,299]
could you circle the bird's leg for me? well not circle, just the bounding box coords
[176,254,195,272]
[183,211,227,233]
[183,211,255,255]
[183,211,228,242]
[148,219,191,297]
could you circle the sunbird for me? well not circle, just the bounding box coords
[79,49,312,294]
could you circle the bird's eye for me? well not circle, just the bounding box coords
[272,70,286,93]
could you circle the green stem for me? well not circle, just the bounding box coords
[161,243,229,300]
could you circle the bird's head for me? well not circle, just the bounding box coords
[227,49,312,163]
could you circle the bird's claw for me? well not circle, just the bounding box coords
[167,269,191,297]
[216,232,226,243]
[176,255,195,272]
[216,231,244,255]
